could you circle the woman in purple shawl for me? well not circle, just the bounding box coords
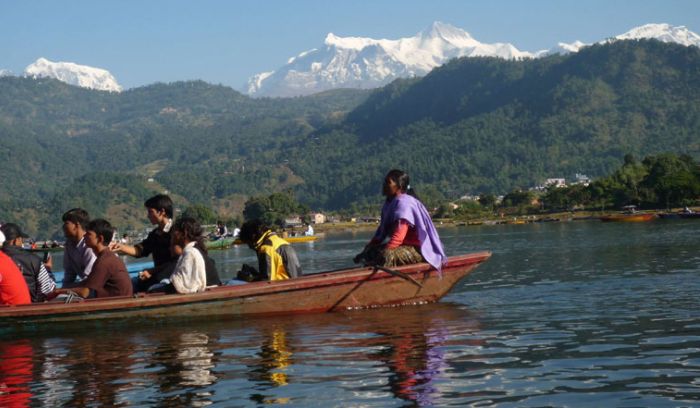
[354,170,447,271]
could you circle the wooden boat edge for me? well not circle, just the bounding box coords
[0,252,491,323]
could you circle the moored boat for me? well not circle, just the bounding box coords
[206,235,319,250]
[600,205,656,222]
[600,213,656,222]
[0,252,491,326]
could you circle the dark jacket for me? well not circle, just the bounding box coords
[2,245,41,302]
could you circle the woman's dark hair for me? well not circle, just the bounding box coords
[144,194,174,218]
[87,219,114,245]
[385,169,418,199]
[238,219,269,248]
[173,216,207,255]
[62,208,90,229]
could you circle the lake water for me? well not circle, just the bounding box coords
[2,220,700,407]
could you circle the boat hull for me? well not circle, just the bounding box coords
[0,252,491,326]
[600,213,656,222]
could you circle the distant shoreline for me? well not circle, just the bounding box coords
[310,207,698,232]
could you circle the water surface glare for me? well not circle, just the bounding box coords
[2,220,700,406]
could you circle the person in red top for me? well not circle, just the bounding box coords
[0,249,31,306]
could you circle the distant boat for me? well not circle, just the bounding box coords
[24,246,64,253]
[657,208,698,220]
[600,205,656,222]
[205,235,319,250]
[600,213,656,222]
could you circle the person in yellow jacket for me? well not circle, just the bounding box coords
[237,220,303,281]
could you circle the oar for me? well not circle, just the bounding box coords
[369,264,423,288]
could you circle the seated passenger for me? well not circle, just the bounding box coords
[60,208,97,288]
[354,169,447,271]
[138,241,220,293]
[54,219,132,299]
[236,219,302,282]
[1,223,57,302]
[110,194,179,293]
[0,231,31,305]
[149,217,208,294]
[305,223,314,236]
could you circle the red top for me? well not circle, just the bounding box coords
[386,220,421,249]
[0,252,31,305]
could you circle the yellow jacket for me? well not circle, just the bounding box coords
[254,231,302,281]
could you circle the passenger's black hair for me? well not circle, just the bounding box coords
[144,194,174,218]
[87,219,114,245]
[172,216,207,255]
[238,219,269,248]
[62,208,90,229]
[385,169,418,199]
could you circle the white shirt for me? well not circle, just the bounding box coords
[170,242,206,294]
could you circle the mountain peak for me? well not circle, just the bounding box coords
[24,57,122,92]
[247,21,700,98]
[613,23,700,46]
[420,21,474,42]
[247,21,529,97]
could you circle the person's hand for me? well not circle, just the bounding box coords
[353,252,365,264]
[44,254,53,270]
[138,270,152,281]
[109,242,122,252]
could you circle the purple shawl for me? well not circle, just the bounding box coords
[374,193,447,271]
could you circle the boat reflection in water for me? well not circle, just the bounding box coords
[0,339,33,407]
[248,326,294,404]
[0,302,481,406]
[143,331,218,406]
[352,305,482,405]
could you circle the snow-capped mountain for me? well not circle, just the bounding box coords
[547,23,700,55]
[246,22,535,97]
[24,58,122,92]
[247,22,700,98]
[613,23,700,47]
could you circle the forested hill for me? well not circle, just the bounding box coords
[1,39,700,236]
[289,39,700,208]
[0,79,369,235]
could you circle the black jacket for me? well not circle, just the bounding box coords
[2,245,42,302]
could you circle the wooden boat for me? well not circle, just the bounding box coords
[600,213,656,222]
[205,237,237,250]
[0,252,491,326]
[24,246,64,253]
[206,235,319,250]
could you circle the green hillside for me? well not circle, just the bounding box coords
[1,39,699,236]
[290,40,700,208]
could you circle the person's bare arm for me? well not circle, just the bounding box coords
[110,242,141,257]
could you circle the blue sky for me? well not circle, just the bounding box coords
[2,0,699,91]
